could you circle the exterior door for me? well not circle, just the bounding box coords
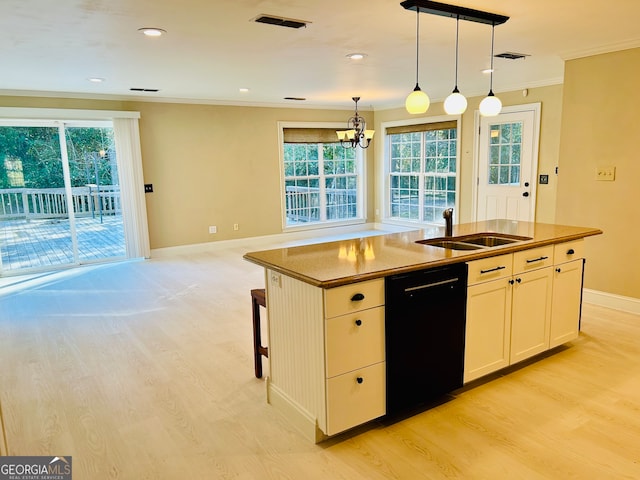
[476,105,540,222]
[0,122,125,275]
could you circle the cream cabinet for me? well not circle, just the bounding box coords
[465,242,586,383]
[464,246,554,382]
[264,272,385,442]
[464,253,513,382]
[550,240,585,348]
[324,280,386,435]
[509,246,554,363]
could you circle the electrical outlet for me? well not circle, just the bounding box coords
[539,174,549,185]
[144,183,153,193]
[596,166,616,181]
[208,225,217,234]
[233,223,239,231]
[270,272,281,287]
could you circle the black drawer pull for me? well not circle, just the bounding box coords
[351,293,365,302]
[355,319,362,326]
[556,268,562,273]
[516,277,522,283]
[526,255,549,263]
[480,265,506,274]
[567,248,575,255]
[356,377,364,384]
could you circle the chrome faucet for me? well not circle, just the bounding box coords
[443,208,454,237]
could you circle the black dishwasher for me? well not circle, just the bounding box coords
[385,263,468,417]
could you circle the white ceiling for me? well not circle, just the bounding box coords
[2,0,640,110]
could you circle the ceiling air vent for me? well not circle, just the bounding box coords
[253,14,309,29]
[495,52,530,60]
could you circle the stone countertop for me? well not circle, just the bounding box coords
[243,220,603,288]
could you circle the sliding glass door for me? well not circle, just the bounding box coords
[0,121,125,275]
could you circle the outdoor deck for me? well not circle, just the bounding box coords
[0,216,125,275]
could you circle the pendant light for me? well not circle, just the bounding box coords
[405,8,430,114]
[479,23,502,117]
[444,16,467,115]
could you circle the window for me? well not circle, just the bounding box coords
[488,122,522,185]
[386,120,458,225]
[281,125,363,228]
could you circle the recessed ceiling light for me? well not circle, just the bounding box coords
[239,88,250,93]
[482,68,494,74]
[138,27,166,37]
[88,77,105,83]
[347,53,366,60]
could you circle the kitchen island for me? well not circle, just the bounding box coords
[243,220,602,442]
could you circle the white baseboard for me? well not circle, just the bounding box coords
[583,288,640,315]
[151,222,415,258]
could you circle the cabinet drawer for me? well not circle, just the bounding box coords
[513,245,554,273]
[326,362,386,435]
[324,278,384,319]
[467,253,513,285]
[553,239,584,264]
[326,307,385,378]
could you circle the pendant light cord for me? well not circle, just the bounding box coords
[415,8,420,86]
[454,16,460,90]
[489,23,495,93]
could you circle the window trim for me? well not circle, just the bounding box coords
[379,114,461,228]
[278,121,367,232]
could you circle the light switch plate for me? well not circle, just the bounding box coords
[596,166,615,181]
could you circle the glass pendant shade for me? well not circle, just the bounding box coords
[406,86,430,114]
[444,18,467,115]
[479,92,502,116]
[479,24,502,117]
[444,90,467,115]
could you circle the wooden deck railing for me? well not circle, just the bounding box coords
[285,185,356,223]
[0,186,121,221]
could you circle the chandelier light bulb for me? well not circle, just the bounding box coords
[479,92,502,116]
[405,86,430,114]
[444,90,467,115]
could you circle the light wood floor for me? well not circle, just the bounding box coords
[1,244,639,479]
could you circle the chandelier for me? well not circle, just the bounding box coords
[336,97,375,149]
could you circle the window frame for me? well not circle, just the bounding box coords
[380,115,461,227]
[278,121,367,232]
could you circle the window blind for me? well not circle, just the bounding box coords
[283,128,340,144]
[386,120,457,135]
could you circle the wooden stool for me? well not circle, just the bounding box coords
[251,288,268,378]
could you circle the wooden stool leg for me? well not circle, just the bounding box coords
[251,289,268,378]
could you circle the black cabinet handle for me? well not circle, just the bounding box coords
[509,279,515,285]
[356,377,364,384]
[526,256,549,263]
[480,265,506,274]
[523,192,530,197]
[567,248,575,255]
[355,319,362,326]
[516,277,522,283]
[351,293,365,302]
[556,268,562,273]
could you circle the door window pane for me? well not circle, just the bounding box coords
[487,122,523,186]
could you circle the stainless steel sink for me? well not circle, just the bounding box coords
[416,232,532,250]
[458,233,531,247]
[416,239,484,250]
